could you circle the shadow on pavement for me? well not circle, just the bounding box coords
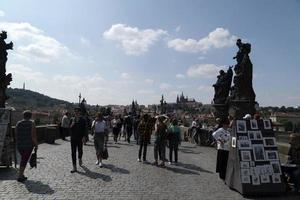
[165,166,200,175]
[176,163,214,174]
[24,180,55,195]
[0,167,18,180]
[117,143,134,146]
[106,145,121,148]
[78,166,112,182]
[179,149,201,154]
[180,145,197,149]
[83,143,94,146]
[104,164,130,174]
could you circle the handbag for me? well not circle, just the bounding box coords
[102,141,109,160]
[29,147,37,168]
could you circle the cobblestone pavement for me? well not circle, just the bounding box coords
[0,136,298,200]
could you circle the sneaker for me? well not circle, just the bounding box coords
[95,160,99,165]
[137,158,142,162]
[168,162,172,165]
[70,167,77,173]
[159,162,165,167]
[17,176,27,182]
[98,162,103,168]
[152,161,158,166]
[142,160,148,164]
[79,159,83,166]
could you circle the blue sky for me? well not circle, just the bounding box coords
[0,0,299,106]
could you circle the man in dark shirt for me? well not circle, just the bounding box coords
[70,108,87,173]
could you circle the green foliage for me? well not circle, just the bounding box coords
[7,88,72,108]
[279,119,293,132]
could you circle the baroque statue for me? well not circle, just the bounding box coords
[0,31,13,107]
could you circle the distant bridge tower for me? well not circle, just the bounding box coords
[23,82,25,90]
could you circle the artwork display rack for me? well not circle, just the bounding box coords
[225,119,285,196]
[0,108,15,168]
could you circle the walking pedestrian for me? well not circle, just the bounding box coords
[70,108,87,173]
[125,113,133,143]
[137,114,152,163]
[168,119,181,165]
[61,112,70,140]
[15,110,38,182]
[153,116,168,167]
[212,120,230,180]
[91,113,108,168]
[111,115,119,144]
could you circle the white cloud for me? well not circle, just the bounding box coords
[159,83,171,90]
[121,72,130,79]
[8,64,47,82]
[168,27,237,53]
[175,25,181,32]
[0,22,72,62]
[145,78,154,84]
[103,24,167,55]
[187,64,221,78]
[80,37,90,46]
[175,74,185,79]
[0,10,5,17]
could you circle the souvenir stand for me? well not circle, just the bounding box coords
[225,119,285,195]
[0,108,15,168]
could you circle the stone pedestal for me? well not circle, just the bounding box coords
[212,103,229,121]
[228,100,256,119]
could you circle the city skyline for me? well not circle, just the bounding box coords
[0,0,299,106]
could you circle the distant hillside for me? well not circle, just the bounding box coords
[6,88,72,108]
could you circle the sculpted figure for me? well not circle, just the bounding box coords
[213,66,233,104]
[0,31,13,77]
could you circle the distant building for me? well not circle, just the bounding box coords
[176,92,195,104]
[270,112,300,124]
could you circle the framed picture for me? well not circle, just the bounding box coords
[263,137,276,147]
[254,131,263,140]
[265,165,274,175]
[270,161,282,174]
[241,150,252,161]
[250,119,258,129]
[272,174,281,183]
[250,167,257,176]
[260,175,270,183]
[252,175,261,185]
[238,140,252,149]
[263,119,272,130]
[241,176,251,184]
[241,168,251,176]
[232,137,236,148]
[240,161,250,168]
[253,144,266,161]
[248,131,255,140]
[265,150,279,161]
[236,120,247,133]
[238,136,248,140]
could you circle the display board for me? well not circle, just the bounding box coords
[0,108,12,166]
[225,119,285,196]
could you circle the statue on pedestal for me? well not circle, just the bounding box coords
[228,39,256,118]
[0,31,13,108]
[212,38,257,120]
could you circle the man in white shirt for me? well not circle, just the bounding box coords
[212,123,230,180]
